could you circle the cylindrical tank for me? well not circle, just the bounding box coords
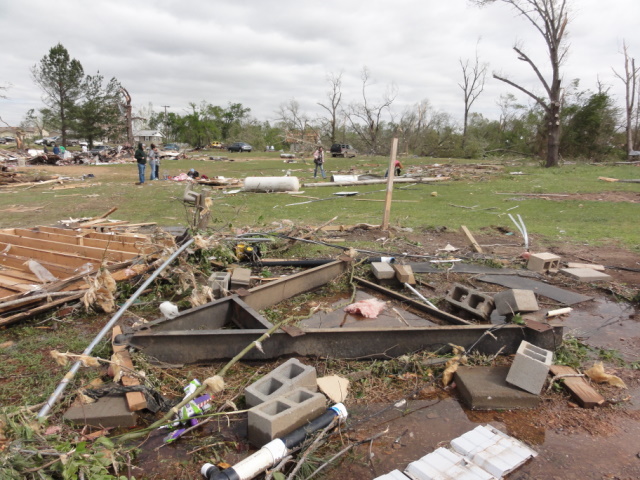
[243,177,300,192]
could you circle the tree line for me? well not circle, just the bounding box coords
[21,0,640,165]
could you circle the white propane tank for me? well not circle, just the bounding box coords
[243,176,300,192]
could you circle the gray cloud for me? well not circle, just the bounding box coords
[2,0,639,128]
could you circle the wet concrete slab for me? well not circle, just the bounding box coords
[454,366,541,410]
[299,290,438,329]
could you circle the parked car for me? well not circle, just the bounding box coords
[227,142,252,152]
[90,145,110,155]
[43,136,61,146]
[0,138,6,144]
[4,136,15,143]
[330,143,357,158]
[163,143,180,151]
[34,138,45,145]
[209,141,223,149]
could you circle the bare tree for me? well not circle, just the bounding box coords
[317,72,343,145]
[459,44,487,146]
[277,99,316,152]
[346,67,397,154]
[475,0,569,167]
[613,40,639,157]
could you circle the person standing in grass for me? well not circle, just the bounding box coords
[148,143,158,180]
[313,146,326,179]
[134,142,147,185]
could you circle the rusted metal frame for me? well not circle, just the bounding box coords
[121,324,563,364]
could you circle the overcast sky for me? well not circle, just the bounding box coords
[1,0,639,131]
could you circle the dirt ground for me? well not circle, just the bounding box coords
[119,227,640,480]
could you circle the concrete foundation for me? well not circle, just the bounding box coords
[454,366,540,410]
[247,387,326,447]
[245,358,317,407]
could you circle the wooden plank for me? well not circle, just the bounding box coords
[0,266,41,283]
[38,226,151,246]
[460,225,483,253]
[0,233,136,262]
[0,252,76,278]
[0,274,35,292]
[111,329,147,411]
[12,228,148,254]
[392,264,416,285]
[0,292,84,328]
[549,365,605,408]
[0,242,100,269]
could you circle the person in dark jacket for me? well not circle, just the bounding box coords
[134,142,147,185]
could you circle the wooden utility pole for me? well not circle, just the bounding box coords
[381,138,398,230]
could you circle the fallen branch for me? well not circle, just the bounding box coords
[303,427,389,480]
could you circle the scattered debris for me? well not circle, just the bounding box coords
[584,361,627,388]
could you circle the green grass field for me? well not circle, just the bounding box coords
[0,150,638,251]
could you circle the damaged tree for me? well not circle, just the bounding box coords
[613,40,640,158]
[474,0,570,167]
[459,43,487,149]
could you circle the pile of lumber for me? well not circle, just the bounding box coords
[0,222,173,327]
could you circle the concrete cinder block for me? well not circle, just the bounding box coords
[371,262,396,280]
[230,267,251,289]
[527,252,561,273]
[559,268,612,282]
[245,358,317,407]
[445,283,495,320]
[63,395,138,428]
[506,340,553,395]
[247,387,326,447]
[493,289,539,315]
[208,271,230,298]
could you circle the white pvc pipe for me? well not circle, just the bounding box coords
[546,307,572,317]
[243,177,300,192]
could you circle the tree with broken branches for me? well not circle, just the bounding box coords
[346,67,397,155]
[613,40,640,158]
[459,43,487,148]
[31,43,85,147]
[317,71,343,145]
[473,0,569,167]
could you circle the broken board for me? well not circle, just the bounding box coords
[549,365,605,408]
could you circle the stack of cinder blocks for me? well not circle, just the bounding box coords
[245,358,326,447]
[506,340,553,395]
[445,283,495,321]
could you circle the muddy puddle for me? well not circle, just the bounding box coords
[557,298,640,362]
[342,394,640,479]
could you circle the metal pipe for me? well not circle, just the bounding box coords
[404,282,439,310]
[37,238,195,419]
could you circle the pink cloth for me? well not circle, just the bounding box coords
[344,298,386,318]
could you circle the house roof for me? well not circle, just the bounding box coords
[134,130,164,137]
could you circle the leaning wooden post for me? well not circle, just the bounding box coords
[381,138,399,230]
